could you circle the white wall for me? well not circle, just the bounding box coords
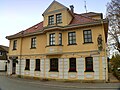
[63,58,69,79]
[77,58,84,79]
[7,60,12,75]
[8,56,107,81]
[93,57,100,80]
[0,60,7,71]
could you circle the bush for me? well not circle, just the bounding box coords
[110,54,120,80]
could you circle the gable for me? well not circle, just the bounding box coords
[43,1,68,15]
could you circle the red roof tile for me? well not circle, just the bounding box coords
[23,21,43,34]
[70,13,97,25]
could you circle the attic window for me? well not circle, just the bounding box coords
[48,15,54,25]
[56,13,62,24]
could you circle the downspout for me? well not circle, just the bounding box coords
[101,20,108,82]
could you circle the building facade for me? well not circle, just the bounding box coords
[0,45,8,71]
[6,1,108,81]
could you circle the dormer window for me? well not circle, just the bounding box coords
[48,15,54,25]
[56,13,62,24]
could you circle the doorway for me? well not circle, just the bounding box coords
[12,59,16,74]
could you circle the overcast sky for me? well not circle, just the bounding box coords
[0,0,110,46]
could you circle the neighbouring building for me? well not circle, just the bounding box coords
[0,45,8,71]
[6,1,108,81]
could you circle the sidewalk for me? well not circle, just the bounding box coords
[42,81,120,89]
[6,76,120,89]
[1,72,120,89]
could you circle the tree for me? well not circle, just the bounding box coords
[110,54,120,79]
[111,54,120,70]
[106,0,120,53]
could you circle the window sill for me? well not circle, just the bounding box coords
[35,69,41,71]
[83,42,93,44]
[30,47,36,49]
[84,70,94,72]
[56,22,62,24]
[12,49,17,51]
[49,70,59,72]
[25,69,30,71]
[46,45,63,47]
[69,70,77,72]
[67,43,77,46]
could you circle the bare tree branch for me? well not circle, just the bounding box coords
[106,0,120,53]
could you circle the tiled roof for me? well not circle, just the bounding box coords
[22,13,97,34]
[80,12,102,17]
[70,13,97,25]
[23,21,43,34]
[0,45,9,52]
[6,12,101,39]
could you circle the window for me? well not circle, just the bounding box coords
[0,52,3,56]
[85,57,93,72]
[48,15,54,25]
[25,59,30,70]
[68,32,76,45]
[59,33,62,45]
[49,33,55,46]
[56,13,62,24]
[13,40,17,50]
[50,58,58,72]
[69,58,76,72]
[83,30,92,43]
[31,37,36,48]
[35,59,40,71]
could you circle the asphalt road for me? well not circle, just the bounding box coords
[0,75,120,90]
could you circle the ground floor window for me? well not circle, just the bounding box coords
[50,58,58,72]
[35,59,40,71]
[85,57,93,72]
[25,59,30,70]
[69,58,76,72]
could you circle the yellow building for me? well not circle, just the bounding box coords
[6,1,108,82]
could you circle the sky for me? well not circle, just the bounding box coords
[0,0,111,46]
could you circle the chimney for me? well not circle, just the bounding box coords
[70,5,74,13]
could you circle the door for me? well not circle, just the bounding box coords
[12,59,16,74]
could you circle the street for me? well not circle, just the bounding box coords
[0,75,120,90]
